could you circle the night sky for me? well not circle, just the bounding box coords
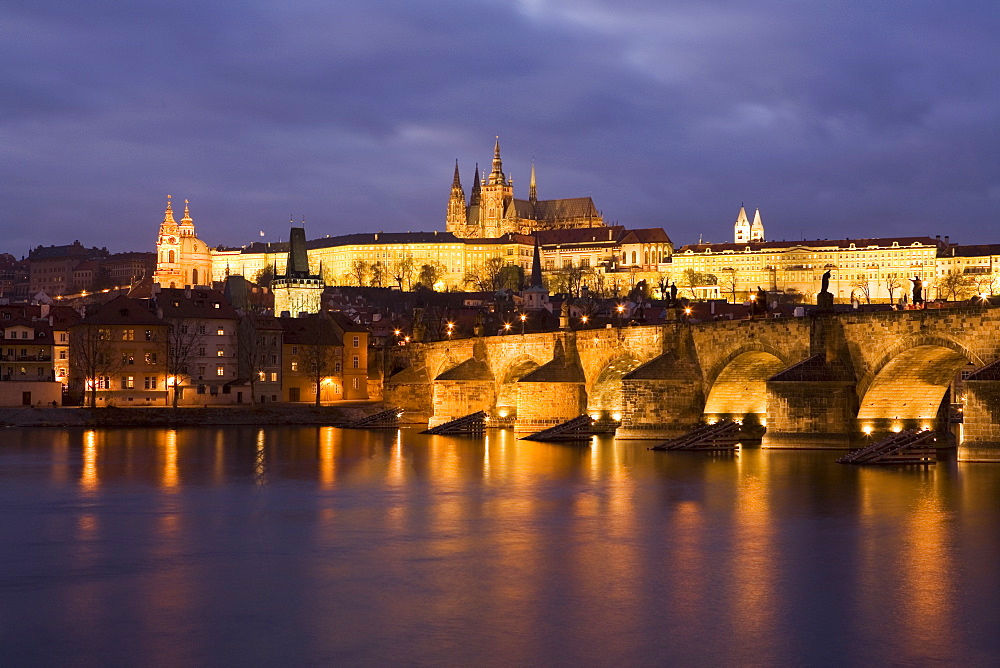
[3,0,998,255]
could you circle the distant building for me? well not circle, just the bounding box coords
[272,227,324,317]
[446,139,604,238]
[28,240,108,296]
[153,196,212,289]
[0,317,62,406]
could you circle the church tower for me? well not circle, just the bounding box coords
[445,161,466,235]
[154,196,184,287]
[272,227,324,317]
[734,205,751,244]
[479,138,514,238]
[750,207,764,242]
[153,196,213,288]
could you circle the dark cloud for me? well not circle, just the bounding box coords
[1,0,998,255]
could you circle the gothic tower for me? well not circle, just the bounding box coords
[445,161,466,235]
[750,207,764,242]
[734,204,751,244]
[479,138,514,238]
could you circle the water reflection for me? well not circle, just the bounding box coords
[1,427,999,664]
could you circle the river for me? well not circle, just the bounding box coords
[1,426,999,665]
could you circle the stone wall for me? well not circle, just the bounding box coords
[515,382,586,432]
[430,380,495,427]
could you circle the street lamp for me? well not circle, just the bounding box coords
[503,322,512,334]
[580,315,589,327]
[519,312,527,335]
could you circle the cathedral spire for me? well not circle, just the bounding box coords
[529,160,537,203]
[488,136,506,185]
[452,160,462,189]
[163,195,175,224]
[469,163,481,206]
[530,237,543,288]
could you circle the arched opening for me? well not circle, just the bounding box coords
[704,351,787,423]
[588,354,643,419]
[495,357,540,418]
[857,344,975,433]
[192,268,198,285]
[168,250,175,263]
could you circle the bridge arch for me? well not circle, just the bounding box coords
[856,335,984,431]
[494,354,542,418]
[703,344,791,421]
[586,353,644,418]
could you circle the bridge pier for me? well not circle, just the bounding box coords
[959,366,1000,461]
[514,339,587,432]
[429,358,495,428]
[617,352,704,439]
[764,355,857,445]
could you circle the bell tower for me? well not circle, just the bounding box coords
[479,138,513,238]
[154,195,184,287]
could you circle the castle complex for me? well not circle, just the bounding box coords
[446,139,603,238]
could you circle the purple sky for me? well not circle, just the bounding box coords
[2,0,998,255]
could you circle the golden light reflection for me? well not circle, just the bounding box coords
[319,426,336,489]
[51,432,69,485]
[80,430,99,492]
[254,429,267,486]
[214,430,225,485]
[161,429,179,490]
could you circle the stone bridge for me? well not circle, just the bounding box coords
[384,306,1000,461]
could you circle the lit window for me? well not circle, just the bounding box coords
[216,366,225,376]
[217,328,224,335]
[122,329,134,341]
[270,372,278,382]
[121,376,134,389]
[217,349,224,357]
[291,361,298,371]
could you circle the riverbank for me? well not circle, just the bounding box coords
[0,402,385,429]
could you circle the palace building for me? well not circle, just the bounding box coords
[446,139,603,238]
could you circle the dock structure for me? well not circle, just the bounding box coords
[343,407,401,429]
[837,429,938,465]
[422,411,488,435]
[651,420,742,452]
[521,415,596,442]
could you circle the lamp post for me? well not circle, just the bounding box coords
[519,313,527,335]
[580,315,589,329]
[503,322,512,334]
[616,304,625,331]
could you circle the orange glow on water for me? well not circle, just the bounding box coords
[80,430,99,492]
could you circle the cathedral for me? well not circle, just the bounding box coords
[733,204,764,243]
[446,139,604,238]
[153,196,212,288]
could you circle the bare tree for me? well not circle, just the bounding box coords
[70,324,121,408]
[370,261,386,288]
[297,319,340,407]
[883,275,902,303]
[160,319,204,408]
[974,273,997,297]
[463,257,507,292]
[654,273,672,301]
[389,255,416,291]
[720,268,739,303]
[237,313,277,404]
[851,274,872,304]
[938,271,974,301]
[254,263,274,287]
[348,259,370,287]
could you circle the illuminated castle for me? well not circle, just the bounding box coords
[153,196,212,288]
[446,139,604,238]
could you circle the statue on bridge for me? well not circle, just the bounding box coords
[911,276,924,306]
[817,269,834,310]
[670,282,678,306]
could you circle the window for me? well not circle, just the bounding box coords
[59,351,67,360]
[217,328,225,335]
[353,336,360,348]
[353,377,359,390]
[145,352,157,364]
[122,329,134,341]
[144,376,157,389]
[121,376,135,389]
[580,257,590,268]
[122,354,135,365]
[270,372,278,382]
[198,325,206,335]
[216,366,225,376]
[59,333,66,342]
[353,356,359,369]
[180,325,188,334]
[291,361,299,371]
[269,355,277,365]
[335,361,341,373]
[198,347,206,356]
[217,349,225,357]
[258,371,266,381]
[198,365,206,377]
[291,346,298,355]
[145,330,154,341]
[97,376,110,389]
[197,384,206,394]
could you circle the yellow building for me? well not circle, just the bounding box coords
[153,196,213,288]
[278,312,368,403]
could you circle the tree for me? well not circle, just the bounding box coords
[70,324,121,408]
[720,268,739,303]
[938,271,974,301]
[974,273,997,297]
[883,275,902,303]
[654,273,672,301]
[389,256,415,290]
[237,313,278,405]
[463,257,507,292]
[255,263,274,288]
[851,274,872,304]
[348,259,370,287]
[497,264,526,291]
[418,262,445,289]
[297,317,340,406]
[370,261,386,288]
[161,319,205,408]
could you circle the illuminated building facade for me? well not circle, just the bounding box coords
[446,139,603,239]
[153,196,213,289]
